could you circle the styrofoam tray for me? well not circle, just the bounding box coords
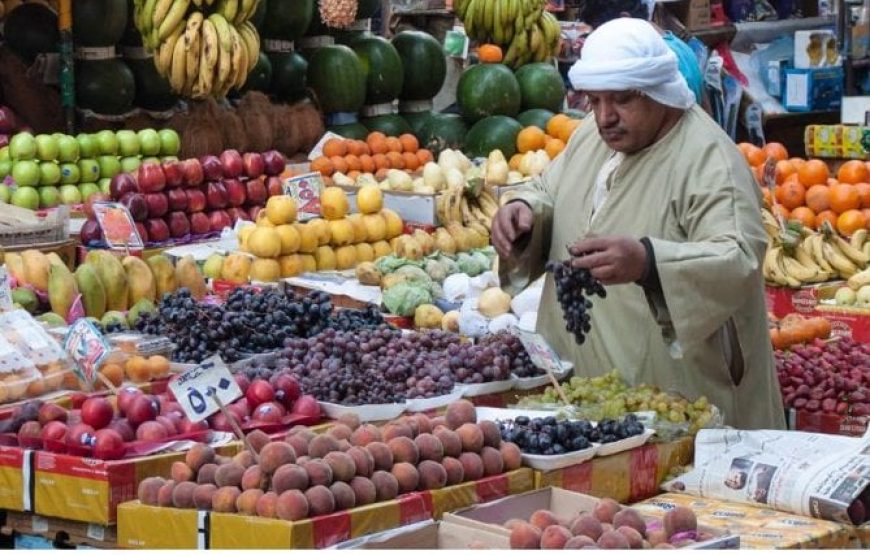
[594,427,656,457]
[404,389,464,413]
[457,378,516,398]
[511,360,574,390]
[520,443,599,471]
[318,401,406,422]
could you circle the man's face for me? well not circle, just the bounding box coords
[586,90,669,153]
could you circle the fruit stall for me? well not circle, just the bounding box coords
[0,0,869,551]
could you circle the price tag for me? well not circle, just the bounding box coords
[282,172,325,221]
[0,266,12,311]
[443,27,469,60]
[169,356,242,423]
[517,330,563,373]
[308,131,345,161]
[63,319,110,386]
[92,202,143,249]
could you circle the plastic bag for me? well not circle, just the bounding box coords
[511,277,544,317]
[443,273,472,302]
[382,282,433,316]
[488,313,519,334]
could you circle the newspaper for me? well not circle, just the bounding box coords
[662,428,870,525]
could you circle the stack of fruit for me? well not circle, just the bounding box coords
[769,314,832,350]
[310,134,433,182]
[136,400,522,518]
[827,267,870,308]
[1,129,180,209]
[511,114,583,175]
[133,0,261,98]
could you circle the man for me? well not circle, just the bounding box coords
[492,18,785,430]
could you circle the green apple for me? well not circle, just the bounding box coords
[56,135,80,163]
[39,185,60,208]
[0,184,10,203]
[120,156,141,173]
[98,155,122,179]
[142,156,161,165]
[76,133,99,158]
[38,161,61,186]
[10,186,39,210]
[0,146,9,161]
[835,287,857,306]
[78,158,100,182]
[116,130,141,157]
[11,160,40,187]
[95,130,119,155]
[160,156,179,162]
[35,134,59,161]
[0,160,11,178]
[98,177,112,195]
[59,184,83,205]
[9,132,37,161]
[60,162,81,184]
[51,132,66,142]
[158,129,181,156]
[138,129,161,157]
[79,182,100,201]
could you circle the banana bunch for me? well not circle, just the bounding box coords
[437,184,499,237]
[133,0,261,98]
[454,0,560,67]
[762,208,870,287]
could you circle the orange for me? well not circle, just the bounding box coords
[100,363,125,387]
[789,157,806,170]
[477,44,503,63]
[147,355,170,378]
[367,133,388,155]
[310,156,334,176]
[856,182,870,208]
[125,355,151,383]
[775,181,806,210]
[772,204,790,221]
[517,126,547,153]
[837,160,870,184]
[775,160,796,184]
[322,138,347,158]
[751,165,763,186]
[401,152,419,171]
[789,206,816,228]
[546,114,570,138]
[743,144,765,166]
[416,149,433,165]
[386,151,404,169]
[762,142,789,162]
[815,210,838,230]
[827,177,839,187]
[830,183,860,213]
[797,159,830,186]
[347,170,361,181]
[385,137,403,153]
[510,153,524,171]
[344,154,361,172]
[372,153,389,170]
[805,184,831,214]
[330,156,349,174]
[862,209,870,228]
[347,140,368,157]
[837,209,867,236]
[399,134,419,153]
[359,154,375,174]
[545,138,565,159]
[557,119,581,143]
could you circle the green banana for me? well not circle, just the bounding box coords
[217,0,239,22]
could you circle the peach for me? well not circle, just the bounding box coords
[391,462,419,493]
[616,525,644,549]
[409,413,432,434]
[246,430,270,453]
[271,463,309,494]
[302,459,334,487]
[233,450,256,469]
[157,480,176,507]
[276,489,309,521]
[241,464,265,491]
[564,535,597,549]
[480,446,504,476]
[171,481,197,509]
[138,477,165,505]
[337,412,361,431]
[388,436,419,465]
[214,462,245,488]
[371,470,399,501]
[417,460,447,490]
[478,420,501,448]
[309,434,341,458]
[504,518,527,530]
[508,522,542,549]
[259,441,296,474]
[414,433,444,462]
[324,451,357,482]
[212,486,241,513]
[171,461,195,483]
[593,498,621,524]
[328,423,354,441]
[286,425,315,440]
[305,485,336,516]
[349,476,376,506]
[193,483,217,510]
[401,416,420,437]
[365,441,394,471]
[185,443,215,471]
[458,452,484,481]
[197,463,218,485]
[597,530,630,549]
[350,424,383,446]
[540,525,572,549]
[286,434,309,457]
[613,508,646,536]
[530,509,562,530]
[570,514,604,541]
[236,488,264,515]
[663,507,697,538]
[346,446,374,477]
[430,416,447,429]
[256,491,279,518]
[445,399,476,429]
[456,423,484,453]
[499,442,522,471]
[329,481,356,510]
[434,428,462,458]
[646,529,668,546]
[381,422,413,442]
[442,456,465,485]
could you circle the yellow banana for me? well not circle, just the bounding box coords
[155,25,183,75]
[851,229,868,251]
[140,0,159,40]
[847,267,870,289]
[217,0,238,23]
[770,247,802,287]
[158,0,190,42]
[237,0,257,24]
[781,255,821,283]
[228,24,246,91]
[209,14,233,91]
[169,28,188,93]
[492,1,503,44]
[197,18,219,97]
[151,0,174,30]
[807,234,834,273]
[238,22,260,72]
[830,233,869,266]
[822,239,860,277]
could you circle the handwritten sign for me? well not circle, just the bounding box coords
[517,330,563,373]
[63,319,110,386]
[169,356,242,423]
[282,172,325,221]
[92,202,143,249]
[0,266,12,311]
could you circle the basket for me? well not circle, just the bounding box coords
[0,205,69,247]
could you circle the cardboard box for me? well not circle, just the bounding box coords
[4,511,118,549]
[804,125,870,160]
[416,467,534,519]
[0,446,32,512]
[784,67,844,112]
[117,503,204,549]
[334,519,510,549]
[794,30,841,69]
[765,284,870,342]
[788,407,869,437]
[444,487,739,548]
[338,185,439,226]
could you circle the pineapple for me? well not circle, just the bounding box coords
[319,0,358,29]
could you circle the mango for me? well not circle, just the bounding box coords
[36,312,66,327]
[101,311,128,330]
[11,288,38,313]
[146,255,177,299]
[86,250,128,311]
[175,255,207,299]
[4,253,26,284]
[127,298,156,327]
[74,263,107,319]
[47,262,78,321]
[21,249,50,291]
[123,256,157,304]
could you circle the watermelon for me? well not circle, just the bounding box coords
[307,45,366,114]
[242,53,273,93]
[392,31,447,101]
[5,4,59,64]
[515,63,567,113]
[351,36,403,106]
[402,111,433,138]
[360,114,412,136]
[517,109,556,130]
[328,122,369,140]
[268,51,307,102]
[125,57,177,111]
[457,64,521,123]
[76,59,136,116]
[261,0,313,40]
[420,113,467,154]
[464,116,523,158]
[73,0,128,46]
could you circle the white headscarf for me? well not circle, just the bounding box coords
[568,18,695,110]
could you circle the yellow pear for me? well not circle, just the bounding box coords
[279,255,304,278]
[320,187,349,220]
[221,253,252,284]
[299,254,317,273]
[328,219,355,246]
[294,222,318,253]
[247,227,282,258]
[275,224,301,255]
[307,218,331,245]
[362,214,387,242]
[256,213,275,228]
[265,195,298,225]
[357,184,383,214]
[355,243,375,263]
[335,245,358,270]
[347,214,369,243]
[315,246,337,271]
[237,225,256,252]
[249,258,281,282]
[372,240,392,259]
[381,208,404,239]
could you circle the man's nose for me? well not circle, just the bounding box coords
[596,102,619,126]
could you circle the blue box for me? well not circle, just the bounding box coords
[14,534,54,550]
[783,67,844,112]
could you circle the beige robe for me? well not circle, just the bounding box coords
[501,105,785,430]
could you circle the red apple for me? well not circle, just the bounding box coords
[225,207,246,224]
[127,395,159,426]
[110,173,139,199]
[92,429,125,459]
[242,152,265,178]
[208,411,233,432]
[17,421,42,444]
[145,192,169,218]
[0,106,17,134]
[200,155,223,181]
[135,222,149,244]
[67,423,96,447]
[263,150,286,176]
[145,218,170,242]
[136,420,169,442]
[41,421,69,444]
[208,210,231,232]
[69,392,88,410]
[205,181,228,209]
[180,158,204,187]
[245,379,275,407]
[265,176,284,198]
[186,188,206,212]
[189,211,210,235]
[80,219,103,246]
[251,402,286,423]
[162,160,184,188]
[121,192,149,221]
[228,404,248,423]
[166,211,190,238]
[235,374,250,392]
[166,188,189,211]
[177,418,209,434]
[273,374,301,407]
[224,178,246,207]
[38,403,68,426]
[220,149,244,178]
[137,162,166,193]
[291,395,321,418]
[83,192,110,219]
[231,398,252,418]
[245,178,267,206]
[160,400,183,415]
[249,205,263,221]
[81,397,114,430]
[107,419,135,442]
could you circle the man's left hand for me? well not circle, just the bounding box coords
[568,236,648,285]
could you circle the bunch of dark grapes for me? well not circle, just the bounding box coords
[589,414,645,443]
[498,415,593,455]
[326,305,385,331]
[479,331,541,378]
[545,260,606,345]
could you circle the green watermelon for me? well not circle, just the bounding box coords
[125,57,177,111]
[402,111,433,138]
[464,116,523,158]
[457,63,521,123]
[360,114,412,136]
[392,31,447,101]
[5,4,59,64]
[76,59,136,116]
[261,0,313,41]
[351,36,404,106]
[517,109,556,130]
[515,63,567,113]
[307,44,366,114]
[242,53,273,93]
[328,122,369,140]
[269,51,307,102]
[73,0,128,47]
[420,113,468,155]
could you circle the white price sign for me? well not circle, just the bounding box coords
[0,266,11,311]
[517,330,563,373]
[169,356,242,423]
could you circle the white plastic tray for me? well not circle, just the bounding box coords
[318,401,406,422]
[511,360,574,390]
[520,444,599,471]
[404,389,464,413]
[594,428,656,457]
[457,377,516,398]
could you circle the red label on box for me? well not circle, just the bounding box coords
[629,444,659,503]
[36,453,110,480]
[475,474,510,502]
[793,409,868,437]
[0,446,24,468]
[311,510,352,548]
[561,461,592,493]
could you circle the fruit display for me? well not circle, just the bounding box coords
[479,332,542,378]
[391,31,448,135]
[546,260,605,346]
[132,0,261,98]
[453,0,561,67]
[769,314,832,350]
[1,129,180,209]
[505,499,709,549]
[512,113,584,171]
[497,414,646,456]
[775,337,869,417]
[310,134,433,181]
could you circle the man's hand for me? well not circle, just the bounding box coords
[492,201,534,259]
[568,236,648,285]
